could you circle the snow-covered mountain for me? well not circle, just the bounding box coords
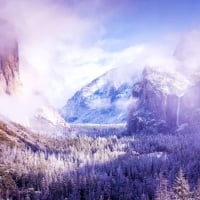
[61,68,140,124]
[62,64,200,134]
[127,67,200,134]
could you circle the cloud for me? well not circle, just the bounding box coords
[174,30,200,73]
[0,0,199,124]
[90,98,111,109]
[0,0,107,105]
[0,92,44,126]
[105,29,200,77]
[0,0,108,122]
[0,0,174,104]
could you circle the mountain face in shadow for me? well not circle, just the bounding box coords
[127,67,200,134]
[0,19,20,95]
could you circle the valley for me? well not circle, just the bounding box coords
[1,119,200,199]
[1,64,200,199]
[0,2,200,199]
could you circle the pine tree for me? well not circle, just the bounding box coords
[25,191,31,200]
[173,169,192,200]
[193,179,200,200]
[155,174,171,200]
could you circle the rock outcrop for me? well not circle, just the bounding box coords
[0,19,20,94]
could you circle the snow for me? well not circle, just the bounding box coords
[35,106,67,126]
[28,105,70,136]
[62,66,196,125]
[62,67,136,124]
[89,98,111,109]
[145,67,192,96]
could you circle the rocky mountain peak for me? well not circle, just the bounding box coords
[127,67,200,134]
[0,19,20,94]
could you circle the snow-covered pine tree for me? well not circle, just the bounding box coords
[155,174,171,200]
[193,179,200,199]
[173,169,192,200]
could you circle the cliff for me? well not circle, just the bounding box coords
[0,19,20,94]
[127,67,199,134]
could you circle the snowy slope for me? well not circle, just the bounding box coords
[61,68,140,124]
[30,106,70,136]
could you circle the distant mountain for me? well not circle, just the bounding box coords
[61,68,139,124]
[62,65,200,133]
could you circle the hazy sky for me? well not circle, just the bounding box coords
[65,0,200,49]
[1,0,200,108]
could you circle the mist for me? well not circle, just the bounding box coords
[0,0,102,123]
[174,30,200,73]
[0,0,199,124]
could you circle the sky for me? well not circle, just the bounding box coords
[0,0,200,121]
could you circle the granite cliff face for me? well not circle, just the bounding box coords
[127,68,200,134]
[179,82,200,126]
[0,19,20,94]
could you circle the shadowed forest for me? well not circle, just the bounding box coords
[1,125,200,200]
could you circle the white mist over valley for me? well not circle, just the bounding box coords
[0,0,200,199]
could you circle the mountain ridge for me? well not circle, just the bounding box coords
[127,67,200,134]
[61,68,139,124]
